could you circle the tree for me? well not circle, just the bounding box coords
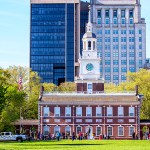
[58,82,76,92]
[22,70,41,119]
[0,86,26,132]
[104,83,119,93]
[0,66,41,128]
[43,82,57,92]
[0,68,11,114]
[118,69,150,119]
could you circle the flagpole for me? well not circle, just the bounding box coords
[18,73,23,134]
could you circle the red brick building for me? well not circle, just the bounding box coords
[38,93,143,139]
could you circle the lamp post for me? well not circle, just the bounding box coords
[20,107,22,134]
[103,106,106,137]
[73,105,75,133]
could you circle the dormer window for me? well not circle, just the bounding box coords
[88,41,91,50]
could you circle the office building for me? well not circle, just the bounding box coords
[30,0,81,85]
[90,0,146,84]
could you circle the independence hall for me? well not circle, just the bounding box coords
[38,7,143,140]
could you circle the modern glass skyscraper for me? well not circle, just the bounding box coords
[30,0,81,85]
[91,0,146,84]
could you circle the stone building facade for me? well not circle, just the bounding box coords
[90,0,146,84]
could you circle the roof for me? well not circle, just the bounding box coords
[14,120,38,126]
[83,32,96,39]
[39,93,140,105]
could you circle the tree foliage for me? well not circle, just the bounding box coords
[43,82,57,92]
[58,82,76,92]
[105,69,150,119]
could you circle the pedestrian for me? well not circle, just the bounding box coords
[72,132,76,141]
[132,132,135,140]
[56,132,61,141]
[37,132,40,140]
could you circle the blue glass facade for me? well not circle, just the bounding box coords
[80,2,89,53]
[30,4,75,85]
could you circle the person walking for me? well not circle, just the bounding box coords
[132,132,135,140]
[72,132,76,141]
[56,132,61,141]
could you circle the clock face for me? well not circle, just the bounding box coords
[86,63,94,71]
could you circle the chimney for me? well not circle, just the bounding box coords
[135,85,138,96]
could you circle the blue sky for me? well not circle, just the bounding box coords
[0,0,149,68]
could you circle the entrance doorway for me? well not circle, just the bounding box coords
[86,126,93,139]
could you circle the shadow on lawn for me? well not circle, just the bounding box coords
[31,143,111,147]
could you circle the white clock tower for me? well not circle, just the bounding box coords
[79,6,100,80]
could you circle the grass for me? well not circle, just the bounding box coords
[0,140,150,150]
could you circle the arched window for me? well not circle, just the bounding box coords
[88,41,91,50]
[43,125,49,135]
[54,126,60,135]
[83,41,86,50]
[93,41,95,50]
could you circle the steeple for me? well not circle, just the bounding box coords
[87,5,92,33]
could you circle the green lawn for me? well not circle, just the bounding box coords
[0,140,150,150]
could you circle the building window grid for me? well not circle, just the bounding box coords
[107,107,113,116]
[76,107,82,117]
[118,126,124,136]
[86,107,92,117]
[43,126,49,135]
[96,107,102,116]
[54,107,60,117]
[129,107,135,116]
[65,126,71,136]
[107,126,113,136]
[43,107,49,117]
[54,126,60,135]
[65,107,71,117]
[96,126,102,136]
[118,107,124,116]
[129,126,135,136]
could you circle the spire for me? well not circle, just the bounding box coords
[87,5,92,33]
[88,5,91,23]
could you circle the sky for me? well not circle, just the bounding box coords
[0,0,149,68]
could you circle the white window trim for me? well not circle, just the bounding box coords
[96,126,102,136]
[76,126,82,135]
[86,107,92,117]
[129,107,135,117]
[87,83,93,94]
[43,107,49,117]
[107,126,113,136]
[76,107,82,117]
[43,125,49,135]
[65,126,71,136]
[96,107,102,117]
[118,107,124,116]
[54,107,60,117]
[129,126,135,136]
[54,126,60,135]
[107,107,113,117]
[65,107,71,117]
[118,126,124,136]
